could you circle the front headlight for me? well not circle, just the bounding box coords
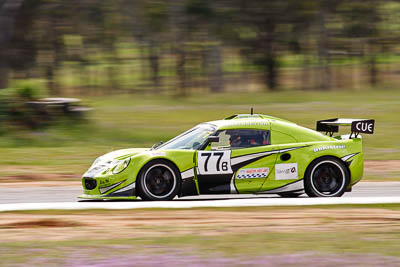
[111,158,131,174]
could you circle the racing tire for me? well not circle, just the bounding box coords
[137,160,181,201]
[277,192,303,198]
[304,156,349,198]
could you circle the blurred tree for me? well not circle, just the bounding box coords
[0,0,25,89]
[234,0,283,90]
[124,0,170,92]
[35,0,68,95]
[6,0,39,77]
[142,0,168,91]
[315,0,333,90]
[0,0,399,96]
[222,0,321,91]
[185,0,224,92]
[168,0,188,96]
[285,0,315,90]
[342,0,381,87]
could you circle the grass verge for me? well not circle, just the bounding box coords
[0,89,399,180]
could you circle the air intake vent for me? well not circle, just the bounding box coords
[224,115,238,120]
[84,178,97,190]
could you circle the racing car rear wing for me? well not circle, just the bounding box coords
[316,118,375,138]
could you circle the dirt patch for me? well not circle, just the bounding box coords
[0,181,81,188]
[0,219,84,229]
[0,173,79,184]
[365,160,400,174]
[2,207,400,242]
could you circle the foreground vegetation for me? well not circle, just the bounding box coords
[2,205,400,266]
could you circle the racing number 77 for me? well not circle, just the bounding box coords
[200,152,229,172]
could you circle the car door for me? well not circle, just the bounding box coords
[196,128,277,194]
[259,130,307,192]
[196,149,233,194]
[230,145,279,193]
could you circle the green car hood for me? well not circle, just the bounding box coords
[96,148,149,163]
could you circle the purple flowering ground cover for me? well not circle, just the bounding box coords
[0,240,400,267]
[11,249,400,267]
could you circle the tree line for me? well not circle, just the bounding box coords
[0,0,399,96]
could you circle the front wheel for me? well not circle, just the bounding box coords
[138,160,181,201]
[304,157,349,197]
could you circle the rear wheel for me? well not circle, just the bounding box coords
[304,157,349,197]
[138,160,181,201]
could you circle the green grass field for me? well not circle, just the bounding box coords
[0,88,399,179]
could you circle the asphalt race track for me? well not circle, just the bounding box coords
[0,181,399,211]
[1,181,400,204]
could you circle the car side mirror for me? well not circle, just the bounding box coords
[207,136,219,143]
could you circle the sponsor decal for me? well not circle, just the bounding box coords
[313,145,346,152]
[225,122,268,127]
[237,167,269,179]
[181,168,195,179]
[151,152,166,156]
[351,120,374,134]
[275,163,298,180]
[99,178,111,186]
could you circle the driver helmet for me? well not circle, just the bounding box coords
[227,130,242,147]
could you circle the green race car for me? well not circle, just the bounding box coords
[79,114,374,201]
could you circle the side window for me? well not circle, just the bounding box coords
[211,131,231,150]
[212,129,270,150]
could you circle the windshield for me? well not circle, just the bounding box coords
[155,124,216,150]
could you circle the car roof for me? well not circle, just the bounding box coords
[206,114,294,130]
[205,114,333,142]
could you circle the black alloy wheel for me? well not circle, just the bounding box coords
[305,157,349,197]
[138,160,181,201]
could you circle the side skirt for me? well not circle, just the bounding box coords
[256,179,304,194]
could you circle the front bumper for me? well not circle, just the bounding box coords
[79,178,137,200]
